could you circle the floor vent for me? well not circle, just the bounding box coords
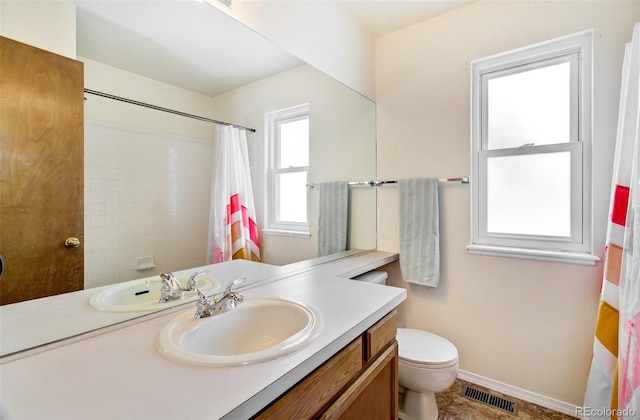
[461,385,518,416]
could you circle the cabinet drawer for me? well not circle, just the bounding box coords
[365,310,397,361]
[256,337,363,419]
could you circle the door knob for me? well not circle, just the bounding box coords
[64,237,80,248]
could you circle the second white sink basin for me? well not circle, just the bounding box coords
[157,298,319,367]
[88,275,219,312]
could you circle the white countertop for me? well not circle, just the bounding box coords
[0,259,284,358]
[0,252,404,419]
[0,250,392,359]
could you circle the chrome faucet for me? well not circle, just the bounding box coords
[158,272,184,303]
[158,269,209,303]
[185,269,208,291]
[194,277,245,319]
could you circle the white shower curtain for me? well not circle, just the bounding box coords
[207,125,260,263]
[584,22,640,419]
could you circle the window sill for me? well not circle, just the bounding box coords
[466,244,600,266]
[263,229,311,239]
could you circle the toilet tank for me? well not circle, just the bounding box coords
[351,270,388,285]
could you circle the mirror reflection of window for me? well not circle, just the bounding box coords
[266,104,311,236]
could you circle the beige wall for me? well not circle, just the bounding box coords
[203,0,375,100]
[0,0,76,59]
[82,58,215,140]
[376,0,640,407]
[209,64,377,265]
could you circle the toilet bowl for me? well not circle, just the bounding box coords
[351,271,459,420]
[396,328,458,420]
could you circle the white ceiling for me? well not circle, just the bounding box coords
[74,0,304,96]
[74,0,473,97]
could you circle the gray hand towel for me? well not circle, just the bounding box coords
[399,178,440,287]
[318,181,348,257]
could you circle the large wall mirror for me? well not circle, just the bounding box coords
[0,0,376,357]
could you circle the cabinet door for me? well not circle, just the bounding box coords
[320,341,399,420]
[256,339,364,420]
[0,36,84,304]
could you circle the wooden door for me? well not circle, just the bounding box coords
[0,36,84,305]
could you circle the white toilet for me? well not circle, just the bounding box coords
[396,328,459,420]
[351,271,460,420]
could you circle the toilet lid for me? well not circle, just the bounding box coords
[397,328,458,365]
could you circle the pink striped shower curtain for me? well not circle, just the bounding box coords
[208,125,261,263]
[584,23,640,420]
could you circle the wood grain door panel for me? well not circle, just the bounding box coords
[0,36,84,304]
[321,342,399,420]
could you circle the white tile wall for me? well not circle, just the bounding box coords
[84,121,214,289]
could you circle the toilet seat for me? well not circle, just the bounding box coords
[397,328,458,367]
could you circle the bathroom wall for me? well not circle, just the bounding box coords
[204,0,375,100]
[82,58,217,288]
[376,0,640,408]
[208,64,377,265]
[0,0,76,59]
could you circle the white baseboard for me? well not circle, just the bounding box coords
[457,370,580,418]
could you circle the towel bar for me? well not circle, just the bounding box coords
[306,177,469,188]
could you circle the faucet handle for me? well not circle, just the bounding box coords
[195,288,210,303]
[225,276,246,293]
[186,269,208,291]
[194,289,212,319]
[160,272,182,289]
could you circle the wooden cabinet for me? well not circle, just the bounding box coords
[256,309,398,419]
[321,341,398,420]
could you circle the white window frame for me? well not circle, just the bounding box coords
[263,104,311,238]
[467,30,599,265]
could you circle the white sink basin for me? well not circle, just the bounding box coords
[157,298,319,367]
[88,275,219,312]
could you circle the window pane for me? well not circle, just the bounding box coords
[276,171,307,223]
[278,118,309,168]
[487,61,571,150]
[487,152,571,237]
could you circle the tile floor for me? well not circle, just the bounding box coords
[432,379,578,419]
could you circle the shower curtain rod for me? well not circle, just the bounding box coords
[306,177,470,188]
[83,88,256,133]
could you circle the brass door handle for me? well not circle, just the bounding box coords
[64,237,80,248]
